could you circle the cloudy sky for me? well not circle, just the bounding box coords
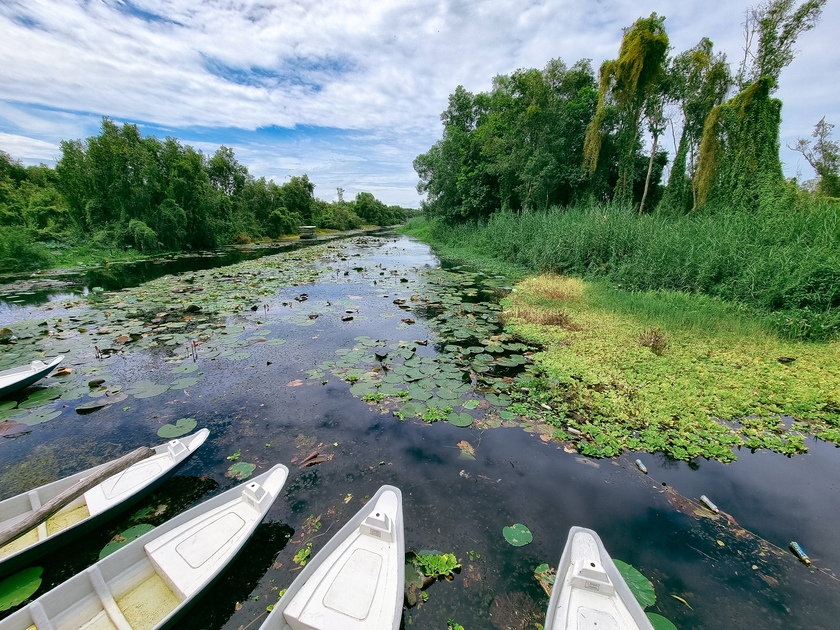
[1,0,837,207]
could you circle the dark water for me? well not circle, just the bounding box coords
[1,233,839,629]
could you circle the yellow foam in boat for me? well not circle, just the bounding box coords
[117,573,180,630]
[77,610,118,630]
[46,504,90,536]
[0,529,39,559]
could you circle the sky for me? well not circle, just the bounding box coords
[1,0,838,208]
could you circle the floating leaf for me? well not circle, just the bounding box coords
[486,393,512,407]
[503,523,533,546]
[99,524,154,559]
[226,462,256,480]
[170,377,200,389]
[398,402,426,418]
[171,364,199,374]
[18,408,62,425]
[448,412,473,428]
[157,417,197,438]
[0,567,43,611]
[463,399,480,410]
[76,400,110,414]
[646,613,679,630]
[614,559,656,608]
[126,380,170,399]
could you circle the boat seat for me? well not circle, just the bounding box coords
[86,566,133,630]
[28,490,48,542]
[28,602,54,630]
[144,499,257,600]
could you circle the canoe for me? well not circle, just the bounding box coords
[0,429,210,578]
[544,526,654,630]
[0,356,64,399]
[0,463,289,630]
[261,484,404,630]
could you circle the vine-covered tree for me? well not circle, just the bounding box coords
[583,13,670,203]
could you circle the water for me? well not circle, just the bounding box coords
[1,233,838,629]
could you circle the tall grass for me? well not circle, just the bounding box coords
[412,198,840,340]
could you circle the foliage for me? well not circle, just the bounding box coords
[695,77,784,210]
[736,0,827,91]
[789,117,840,197]
[613,559,656,607]
[293,542,312,566]
[503,523,533,546]
[415,552,461,579]
[584,13,670,202]
[0,567,43,611]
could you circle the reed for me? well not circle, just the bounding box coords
[405,198,840,340]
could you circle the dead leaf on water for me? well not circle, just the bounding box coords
[287,380,304,387]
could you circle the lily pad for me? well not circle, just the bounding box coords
[0,566,43,611]
[76,400,110,414]
[170,377,200,389]
[99,524,154,559]
[18,408,62,425]
[447,412,474,427]
[398,402,427,418]
[126,380,170,399]
[486,393,512,407]
[614,559,656,607]
[158,417,198,438]
[171,364,199,374]
[226,462,256,480]
[646,613,679,630]
[266,338,287,346]
[503,523,533,547]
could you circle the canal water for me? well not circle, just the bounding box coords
[1,232,838,629]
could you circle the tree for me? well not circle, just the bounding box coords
[661,38,732,212]
[583,14,670,202]
[736,0,826,91]
[789,117,840,196]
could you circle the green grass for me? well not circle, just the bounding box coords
[401,197,840,340]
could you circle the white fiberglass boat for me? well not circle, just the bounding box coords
[0,429,209,577]
[260,484,405,630]
[0,356,64,399]
[0,463,289,630]
[544,527,654,630]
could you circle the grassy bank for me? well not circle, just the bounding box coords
[399,210,840,461]
[402,199,840,341]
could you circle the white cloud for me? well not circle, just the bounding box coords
[1,0,838,205]
[0,132,60,163]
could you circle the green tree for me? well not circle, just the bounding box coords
[736,0,826,91]
[583,13,670,202]
[789,117,840,196]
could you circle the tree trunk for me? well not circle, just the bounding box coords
[639,133,658,215]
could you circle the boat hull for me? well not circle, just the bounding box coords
[0,463,289,630]
[0,356,64,399]
[0,429,210,578]
[544,527,654,630]
[261,485,405,630]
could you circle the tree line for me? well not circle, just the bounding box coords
[0,119,412,271]
[415,0,837,223]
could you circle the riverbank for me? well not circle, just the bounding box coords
[399,219,840,461]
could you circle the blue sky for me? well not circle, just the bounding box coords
[1,0,837,208]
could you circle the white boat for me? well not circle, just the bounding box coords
[0,463,289,630]
[544,527,654,630]
[0,356,64,399]
[261,485,405,630]
[0,429,210,577]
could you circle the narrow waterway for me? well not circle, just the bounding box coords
[1,233,838,629]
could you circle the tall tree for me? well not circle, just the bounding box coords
[789,117,840,196]
[735,0,826,91]
[583,13,670,203]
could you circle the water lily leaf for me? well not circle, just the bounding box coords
[158,417,197,438]
[99,524,154,559]
[486,393,512,407]
[126,380,170,399]
[170,377,200,389]
[398,402,427,418]
[0,566,43,611]
[228,351,252,361]
[503,523,533,546]
[19,408,62,425]
[226,461,256,480]
[0,401,18,412]
[646,613,678,630]
[463,399,480,410]
[76,400,110,414]
[171,364,199,374]
[448,412,473,427]
[614,559,656,608]
[266,338,287,345]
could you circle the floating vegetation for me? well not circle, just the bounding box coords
[502,523,533,547]
[0,567,43,611]
[99,524,154,559]
[226,462,256,480]
[157,417,197,438]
